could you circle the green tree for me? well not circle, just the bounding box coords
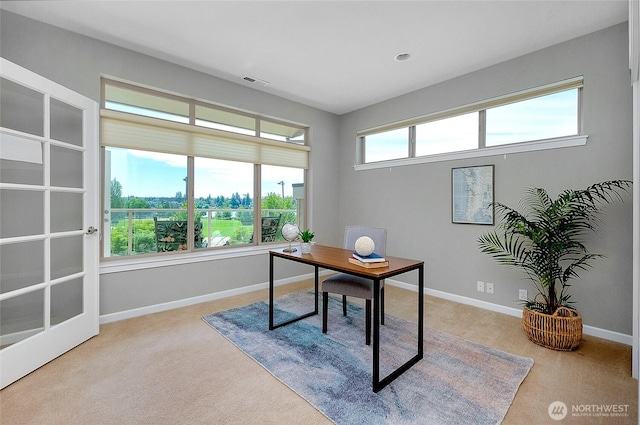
[262,192,296,210]
[132,219,156,253]
[237,210,253,225]
[126,197,150,209]
[110,178,124,208]
[230,192,242,209]
[214,195,226,208]
[262,192,297,235]
[242,193,252,207]
[110,226,129,255]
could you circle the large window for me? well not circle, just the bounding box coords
[194,158,254,248]
[485,89,579,146]
[101,80,309,259]
[364,128,408,163]
[415,112,479,156]
[261,165,306,232]
[358,77,583,168]
[106,148,188,256]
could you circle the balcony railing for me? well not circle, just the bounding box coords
[104,208,297,257]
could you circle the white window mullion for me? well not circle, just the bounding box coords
[187,156,195,251]
[479,110,487,149]
[254,164,262,243]
[408,126,416,158]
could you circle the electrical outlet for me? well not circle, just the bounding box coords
[477,281,485,292]
[486,282,494,294]
[519,289,528,301]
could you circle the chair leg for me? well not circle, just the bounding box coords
[342,295,347,316]
[381,286,385,326]
[322,292,328,334]
[365,299,371,345]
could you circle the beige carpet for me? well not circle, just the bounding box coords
[0,280,637,424]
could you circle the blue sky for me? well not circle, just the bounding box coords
[107,148,302,199]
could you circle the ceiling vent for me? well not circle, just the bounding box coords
[242,75,270,87]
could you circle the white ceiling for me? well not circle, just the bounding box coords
[0,1,629,115]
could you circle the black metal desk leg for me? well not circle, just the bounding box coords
[314,266,319,314]
[269,252,275,330]
[372,267,423,393]
[269,252,320,330]
[418,265,424,356]
[373,278,381,391]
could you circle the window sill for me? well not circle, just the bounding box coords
[99,243,289,274]
[354,135,588,171]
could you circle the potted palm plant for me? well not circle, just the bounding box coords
[299,229,315,254]
[477,180,631,351]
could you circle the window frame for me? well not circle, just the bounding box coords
[99,78,309,263]
[355,77,585,171]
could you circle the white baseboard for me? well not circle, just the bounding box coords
[99,270,332,324]
[387,279,633,346]
[100,273,633,346]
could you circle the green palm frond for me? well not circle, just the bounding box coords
[478,180,631,314]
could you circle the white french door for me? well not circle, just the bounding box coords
[0,59,99,389]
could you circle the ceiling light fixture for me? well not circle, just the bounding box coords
[394,52,412,62]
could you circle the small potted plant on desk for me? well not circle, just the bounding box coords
[299,229,314,254]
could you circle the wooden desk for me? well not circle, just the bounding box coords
[269,244,424,392]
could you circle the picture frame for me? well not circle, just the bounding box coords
[451,165,494,225]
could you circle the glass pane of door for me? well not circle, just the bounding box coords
[0,77,44,136]
[0,132,44,185]
[51,192,83,232]
[51,235,83,280]
[0,289,45,347]
[51,278,83,326]
[50,145,83,188]
[50,98,83,146]
[0,189,44,238]
[0,240,45,295]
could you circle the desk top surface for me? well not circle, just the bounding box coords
[270,244,423,279]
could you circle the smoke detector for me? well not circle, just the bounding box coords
[242,75,270,87]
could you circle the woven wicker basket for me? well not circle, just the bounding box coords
[522,306,582,351]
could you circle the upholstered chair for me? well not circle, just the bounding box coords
[321,225,387,345]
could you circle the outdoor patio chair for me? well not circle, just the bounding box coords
[250,214,282,243]
[154,218,203,251]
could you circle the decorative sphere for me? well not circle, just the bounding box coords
[355,236,375,256]
[281,223,300,242]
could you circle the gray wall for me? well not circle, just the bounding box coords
[1,12,634,334]
[338,23,633,334]
[1,11,341,316]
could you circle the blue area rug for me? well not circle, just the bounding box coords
[202,291,533,425]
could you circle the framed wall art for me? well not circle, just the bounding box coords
[451,165,494,225]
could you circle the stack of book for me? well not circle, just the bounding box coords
[348,252,389,268]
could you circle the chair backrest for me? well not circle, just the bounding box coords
[344,225,387,256]
[260,215,282,242]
